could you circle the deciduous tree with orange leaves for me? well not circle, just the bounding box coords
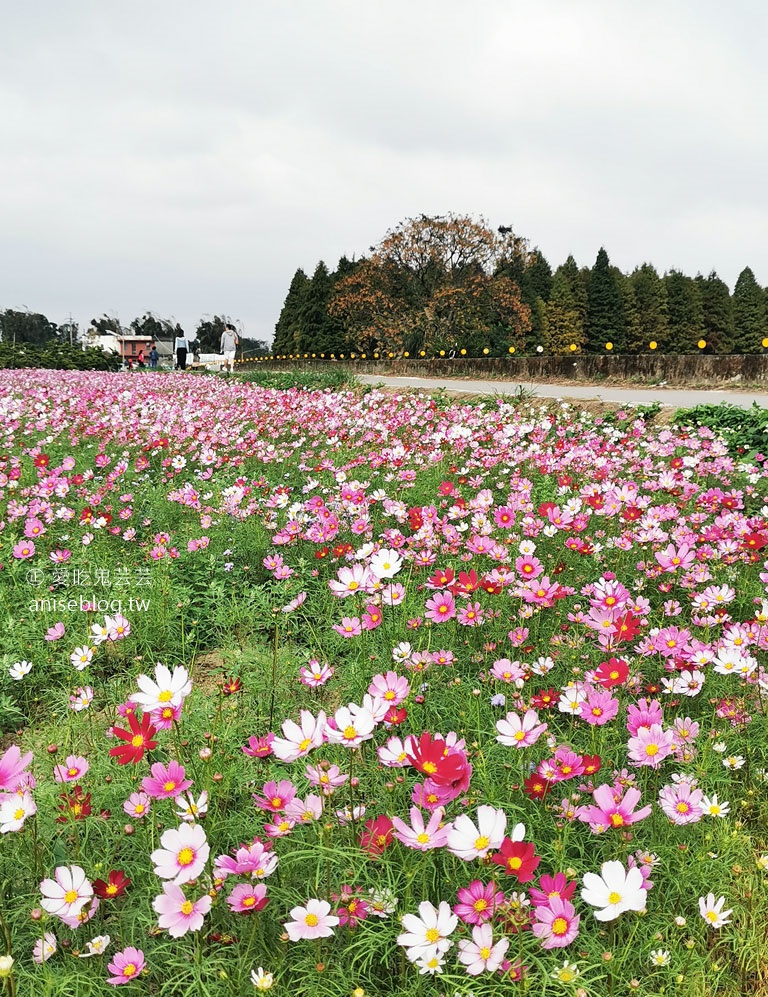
[329,214,532,355]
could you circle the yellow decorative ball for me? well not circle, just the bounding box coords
[605,342,613,351]
[649,341,658,350]
[697,339,706,349]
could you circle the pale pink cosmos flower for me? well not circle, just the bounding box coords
[40,865,93,921]
[391,806,450,851]
[305,761,348,794]
[53,755,89,783]
[446,806,507,861]
[658,781,704,824]
[299,659,334,687]
[328,563,370,598]
[13,540,36,560]
[489,658,526,685]
[105,614,131,641]
[150,823,209,884]
[495,709,548,748]
[69,686,94,711]
[0,790,37,832]
[174,791,208,823]
[70,646,94,670]
[153,882,212,937]
[457,922,510,974]
[45,621,65,641]
[32,933,57,963]
[378,735,416,768]
[577,784,652,832]
[531,896,581,949]
[284,899,339,940]
[271,710,327,763]
[284,794,323,823]
[333,616,362,638]
[142,760,193,800]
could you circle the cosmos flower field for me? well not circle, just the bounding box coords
[1,368,767,996]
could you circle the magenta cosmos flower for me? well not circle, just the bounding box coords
[152,882,212,937]
[150,823,209,884]
[227,882,269,914]
[454,880,505,925]
[284,898,339,940]
[531,896,581,948]
[106,946,145,985]
[141,760,193,799]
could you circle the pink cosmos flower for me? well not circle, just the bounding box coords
[123,792,151,819]
[284,794,323,823]
[627,724,676,769]
[531,896,580,949]
[579,687,619,726]
[13,540,36,560]
[106,946,145,985]
[391,806,450,851]
[577,784,652,832]
[242,733,275,758]
[368,671,410,707]
[333,616,362,638]
[528,873,577,908]
[495,709,548,748]
[227,882,269,914]
[53,755,90,783]
[299,659,334,687]
[32,932,57,964]
[24,517,46,538]
[252,780,297,813]
[305,761,348,794]
[45,621,65,641]
[626,698,664,736]
[454,880,505,925]
[141,760,193,800]
[424,590,456,623]
[153,883,212,937]
[284,898,339,940]
[150,823,209,884]
[489,658,526,684]
[377,735,415,768]
[457,922,510,974]
[0,745,33,792]
[658,780,704,824]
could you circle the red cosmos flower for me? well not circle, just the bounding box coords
[594,658,629,689]
[491,839,541,882]
[221,677,242,695]
[109,712,158,765]
[523,773,552,801]
[359,815,394,858]
[530,688,557,710]
[33,453,50,468]
[437,481,455,496]
[94,869,131,899]
[314,546,329,559]
[79,506,94,524]
[742,532,768,551]
[406,732,468,786]
[426,566,455,589]
[383,706,407,726]
[612,612,641,642]
[449,570,480,595]
[580,754,602,777]
[57,785,91,822]
[408,507,423,531]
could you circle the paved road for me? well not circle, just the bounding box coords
[358,374,768,410]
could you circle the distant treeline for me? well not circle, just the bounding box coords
[272,214,768,356]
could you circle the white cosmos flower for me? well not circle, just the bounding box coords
[8,660,32,681]
[130,663,192,712]
[446,806,507,861]
[581,860,647,921]
[698,893,733,929]
[369,547,403,579]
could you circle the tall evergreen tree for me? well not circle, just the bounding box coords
[519,250,552,349]
[629,264,669,352]
[273,268,309,354]
[544,269,585,354]
[298,261,339,355]
[586,248,624,352]
[695,272,735,354]
[664,270,705,353]
[732,266,767,354]
[619,276,641,354]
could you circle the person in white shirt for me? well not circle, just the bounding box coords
[220,323,239,373]
[174,332,189,370]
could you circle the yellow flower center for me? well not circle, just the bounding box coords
[123,963,137,978]
[298,738,312,752]
[645,744,659,756]
[514,730,526,741]
[177,847,195,866]
[425,927,440,943]
[243,896,256,907]
[342,725,358,741]
[131,735,144,747]
[64,889,79,904]
[608,891,622,904]
[180,900,194,915]
[416,833,430,844]
[507,857,522,870]
[158,690,173,703]
[480,945,492,959]
[474,835,489,850]
[552,916,569,935]
[305,913,319,927]
[134,804,145,815]
[163,781,177,793]
[14,808,24,820]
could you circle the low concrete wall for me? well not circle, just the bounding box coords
[243,354,768,385]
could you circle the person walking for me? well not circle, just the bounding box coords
[220,323,239,373]
[137,349,146,368]
[174,330,189,371]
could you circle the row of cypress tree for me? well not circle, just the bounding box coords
[273,249,768,355]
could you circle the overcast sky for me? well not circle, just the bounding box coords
[1,0,766,345]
